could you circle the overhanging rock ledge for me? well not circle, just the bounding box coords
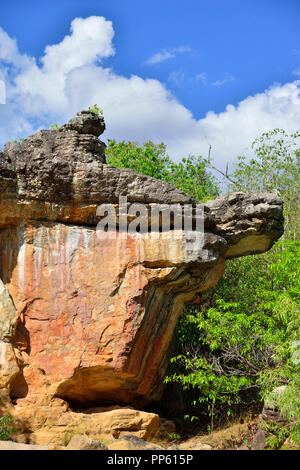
[0,110,284,445]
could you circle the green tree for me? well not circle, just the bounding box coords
[166,129,300,434]
[167,156,219,202]
[227,129,300,433]
[165,240,299,429]
[228,128,300,239]
[106,139,171,182]
[106,139,219,202]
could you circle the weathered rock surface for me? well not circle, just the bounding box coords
[251,386,293,450]
[61,110,106,137]
[262,385,289,424]
[251,429,268,451]
[107,434,164,450]
[0,110,284,445]
[9,399,161,446]
[0,440,49,450]
[66,434,107,450]
[0,279,18,341]
[205,192,283,258]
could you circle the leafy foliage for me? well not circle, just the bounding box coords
[230,129,300,193]
[88,104,103,116]
[167,156,219,202]
[229,128,300,239]
[106,139,171,182]
[49,123,61,130]
[0,414,16,440]
[166,239,299,426]
[49,123,61,131]
[106,139,219,202]
[165,128,300,431]
[260,420,291,450]
[106,129,299,435]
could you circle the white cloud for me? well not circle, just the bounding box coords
[292,67,300,78]
[0,27,23,65]
[145,46,191,65]
[212,73,236,87]
[180,80,300,168]
[168,69,185,85]
[0,79,5,104]
[1,16,300,176]
[42,16,115,73]
[10,16,115,115]
[195,73,207,85]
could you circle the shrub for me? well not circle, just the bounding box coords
[0,413,16,440]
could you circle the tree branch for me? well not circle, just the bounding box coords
[206,142,246,191]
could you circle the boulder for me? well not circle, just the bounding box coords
[262,386,289,424]
[251,429,268,451]
[251,386,291,450]
[0,440,48,450]
[66,434,107,450]
[10,401,161,447]
[107,434,164,450]
[60,110,106,137]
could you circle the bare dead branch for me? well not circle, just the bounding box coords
[205,141,246,191]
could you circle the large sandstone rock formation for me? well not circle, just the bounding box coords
[0,110,283,445]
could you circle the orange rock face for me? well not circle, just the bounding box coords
[0,222,226,407]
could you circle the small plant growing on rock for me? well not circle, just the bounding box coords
[259,420,294,450]
[0,413,16,440]
[88,104,103,116]
[49,123,61,130]
[6,137,25,144]
[168,432,181,441]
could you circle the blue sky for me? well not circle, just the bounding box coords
[0,0,300,168]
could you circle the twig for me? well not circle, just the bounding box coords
[206,142,246,191]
